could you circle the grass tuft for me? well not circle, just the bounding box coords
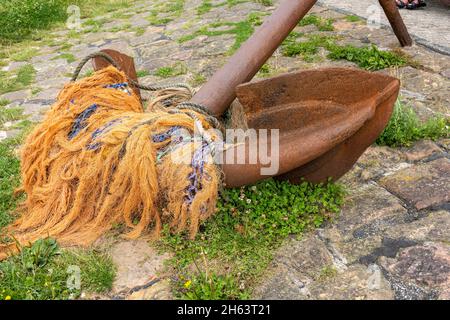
[179,12,266,54]
[136,70,151,78]
[0,107,25,128]
[134,27,146,36]
[147,0,185,25]
[154,63,187,78]
[255,0,273,6]
[299,14,334,31]
[0,99,11,107]
[52,53,76,63]
[0,64,36,95]
[316,265,338,281]
[190,73,207,86]
[0,139,21,230]
[10,48,39,62]
[0,238,116,300]
[197,1,213,15]
[327,44,407,71]
[377,99,449,147]
[282,31,408,70]
[0,0,134,44]
[0,0,68,43]
[345,15,363,23]
[282,33,334,62]
[177,273,249,300]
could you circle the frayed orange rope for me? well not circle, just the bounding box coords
[0,66,220,261]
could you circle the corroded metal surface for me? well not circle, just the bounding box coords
[378,0,413,47]
[190,0,317,116]
[190,0,411,117]
[91,0,406,187]
[91,52,400,186]
[221,68,400,186]
[92,49,141,99]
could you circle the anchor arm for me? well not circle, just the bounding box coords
[378,0,413,47]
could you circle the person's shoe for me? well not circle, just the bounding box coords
[406,0,427,9]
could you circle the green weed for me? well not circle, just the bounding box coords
[282,32,407,70]
[197,1,213,15]
[108,23,132,33]
[257,63,273,77]
[0,0,134,43]
[177,273,250,300]
[0,107,25,128]
[155,63,187,78]
[0,0,68,42]
[147,12,173,26]
[81,70,94,78]
[179,13,265,54]
[255,0,273,6]
[0,238,116,300]
[147,0,185,25]
[31,87,42,96]
[0,64,36,95]
[0,139,21,230]
[83,18,106,33]
[282,33,334,62]
[10,48,39,62]
[316,265,338,281]
[190,73,207,86]
[136,70,151,78]
[345,15,363,23]
[159,179,345,299]
[0,99,10,107]
[52,53,76,63]
[299,14,334,31]
[327,44,407,71]
[377,99,449,147]
[134,27,146,36]
[197,0,267,16]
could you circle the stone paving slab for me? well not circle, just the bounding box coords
[379,242,450,299]
[380,158,450,210]
[318,0,450,55]
[110,239,171,297]
[403,140,444,161]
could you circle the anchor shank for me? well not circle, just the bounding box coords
[190,0,318,116]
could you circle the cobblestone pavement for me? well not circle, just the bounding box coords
[1,0,449,300]
[319,0,450,55]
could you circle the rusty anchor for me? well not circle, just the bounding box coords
[93,0,406,187]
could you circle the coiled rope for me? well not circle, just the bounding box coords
[0,54,226,261]
[71,52,223,130]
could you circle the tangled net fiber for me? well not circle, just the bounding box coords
[0,66,222,260]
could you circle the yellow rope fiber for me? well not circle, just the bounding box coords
[0,66,220,260]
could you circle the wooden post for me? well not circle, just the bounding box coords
[378,0,413,47]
